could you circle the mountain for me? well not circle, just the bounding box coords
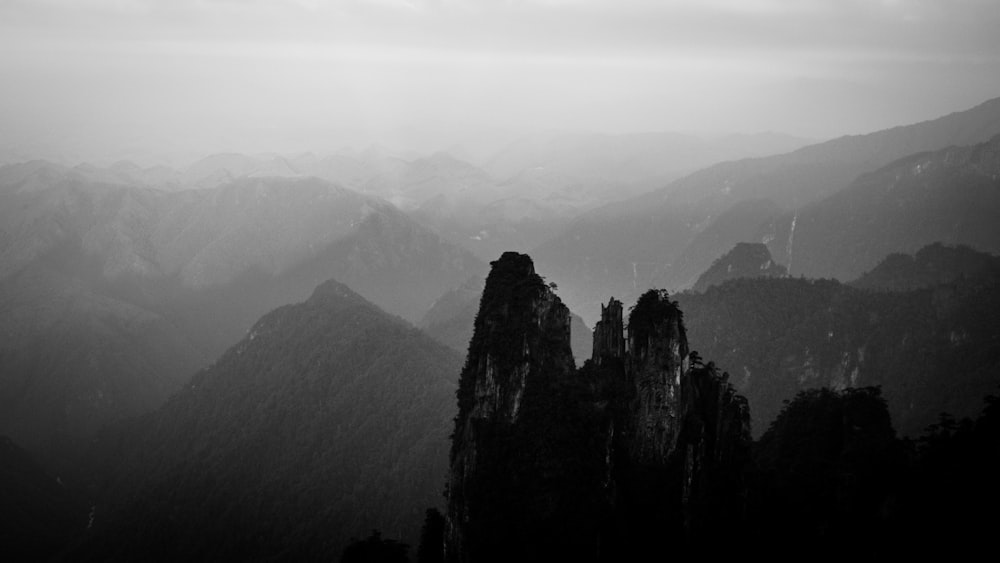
[534,97,1000,323]
[764,134,1000,281]
[692,242,786,293]
[484,130,812,188]
[76,281,463,561]
[851,243,1000,291]
[0,436,86,560]
[675,261,1000,437]
[0,172,483,467]
[420,275,592,366]
[0,264,207,467]
[443,253,750,561]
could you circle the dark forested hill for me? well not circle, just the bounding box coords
[851,243,1000,291]
[675,269,1000,437]
[0,436,86,560]
[75,281,463,561]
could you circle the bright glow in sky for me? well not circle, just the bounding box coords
[2,0,999,163]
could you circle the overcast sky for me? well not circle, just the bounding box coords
[2,0,999,164]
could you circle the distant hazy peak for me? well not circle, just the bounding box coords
[692,242,787,293]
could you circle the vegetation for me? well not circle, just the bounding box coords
[73,281,464,561]
[676,268,1000,436]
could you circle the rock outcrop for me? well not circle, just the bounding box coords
[445,253,752,562]
[446,252,577,562]
[591,297,625,365]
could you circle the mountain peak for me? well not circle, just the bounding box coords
[693,242,787,292]
[307,279,372,310]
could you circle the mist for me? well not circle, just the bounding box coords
[3,0,1000,164]
[4,1,1000,561]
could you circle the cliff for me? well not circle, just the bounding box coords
[446,252,579,562]
[445,254,751,562]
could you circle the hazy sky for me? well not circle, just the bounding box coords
[2,0,999,164]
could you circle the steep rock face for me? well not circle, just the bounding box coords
[591,298,625,364]
[445,259,751,561]
[420,275,592,366]
[624,290,690,464]
[452,253,573,426]
[605,291,750,554]
[446,253,576,562]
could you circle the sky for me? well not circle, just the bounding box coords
[2,0,999,164]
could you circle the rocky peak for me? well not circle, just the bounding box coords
[446,252,575,561]
[455,252,573,425]
[623,289,690,464]
[445,257,751,561]
[693,242,787,293]
[591,297,625,365]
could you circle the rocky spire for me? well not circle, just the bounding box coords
[624,289,690,464]
[592,297,625,365]
[445,252,575,562]
[444,263,752,561]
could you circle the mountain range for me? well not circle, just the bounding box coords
[534,97,1000,324]
[0,172,483,466]
[76,281,462,561]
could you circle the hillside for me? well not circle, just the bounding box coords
[0,173,483,468]
[534,97,1000,323]
[76,281,463,561]
[675,268,1000,437]
[0,436,86,560]
[851,243,1000,291]
[765,135,1000,280]
[692,242,786,293]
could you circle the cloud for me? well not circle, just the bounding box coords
[1,0,999,160]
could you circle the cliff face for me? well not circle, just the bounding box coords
[591,298,625,364]
[445,254,751,562]
[624,290,690,464]
[446,252,576,562]
[606,291,750,554]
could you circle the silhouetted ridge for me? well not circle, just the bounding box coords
[445,255,751,562]
[851,242,1000,291]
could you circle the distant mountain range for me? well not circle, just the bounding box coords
[764,134,1000,280]
[534,97,1000,324]
[691,242,786,293]
[0,130,814,264]
[0,173,483,467]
